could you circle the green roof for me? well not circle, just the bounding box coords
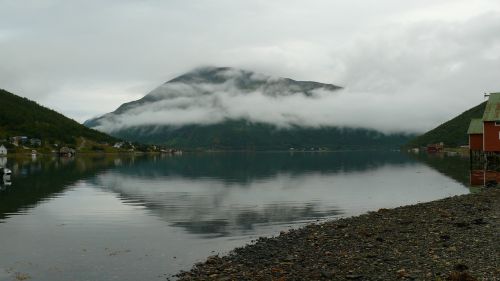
[467,118,483,134]
[482,92,500,121]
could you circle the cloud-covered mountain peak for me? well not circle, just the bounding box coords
[85,66,342,131]
[167,66,251,84]
[153,66,341,98]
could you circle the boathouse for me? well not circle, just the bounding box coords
[467,118,483,151]
[467,92,500,153]
[481,92,500,152]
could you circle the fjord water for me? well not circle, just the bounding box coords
[0,152,469,280]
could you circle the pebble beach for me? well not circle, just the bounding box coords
[177,189,499,280]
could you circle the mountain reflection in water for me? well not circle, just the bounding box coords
[82,151,467,237]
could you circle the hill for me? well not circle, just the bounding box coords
[85,67,414,150]
[406,102,486,148]
[0,88,117,146]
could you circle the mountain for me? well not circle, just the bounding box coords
[406,101,486,148]
[85,66,341,128]
[0,88,117,145]
[85,67,414,150]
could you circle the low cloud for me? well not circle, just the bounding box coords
[93,69,424,134]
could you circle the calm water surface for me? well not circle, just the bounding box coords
[0,152,470,280]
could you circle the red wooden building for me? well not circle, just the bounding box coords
[482,93,500,152]
[467,118,483,151]
[427,142,444,153]
[468,92,500,152]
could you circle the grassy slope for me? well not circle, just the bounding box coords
[406,102,486,148]
[0,88,117,145]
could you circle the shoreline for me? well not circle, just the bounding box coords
[177,189,499,280]
[1,149,401,157]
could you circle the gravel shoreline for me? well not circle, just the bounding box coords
[177,189,499,280]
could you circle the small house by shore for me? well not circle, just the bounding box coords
[467,118,483,151]
[426,142,443,153]
[467,92,500,153]
[10,136,28,146]
[481,92,500,152]
[30,138,42,147]
[113,142,124,149]
[59,147,76,157]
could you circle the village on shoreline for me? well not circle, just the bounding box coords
[0,135,182,158]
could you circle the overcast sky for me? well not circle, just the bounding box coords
[1,0,500,132]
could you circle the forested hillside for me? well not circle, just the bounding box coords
[406,102,486,148]
[114,120,414,150]
[0,88,117,145]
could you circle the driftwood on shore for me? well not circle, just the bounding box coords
[177,189,499,281]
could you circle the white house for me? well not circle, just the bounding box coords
[113,142,124,149]
[0,145,7,156]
